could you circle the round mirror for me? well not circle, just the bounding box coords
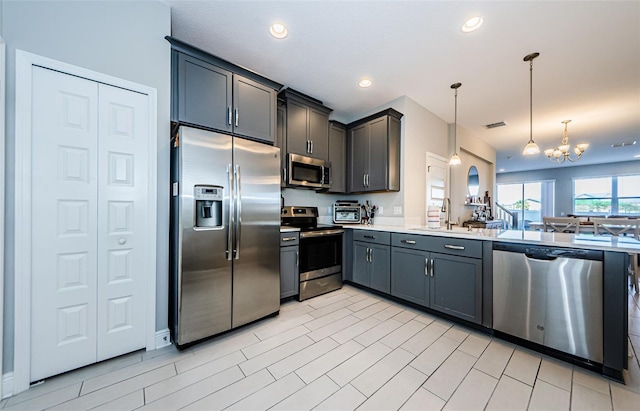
[468,166,480,197]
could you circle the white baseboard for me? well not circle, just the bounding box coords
[2,372,14,399]
[155,328,171,349]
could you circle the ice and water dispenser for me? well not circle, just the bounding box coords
[194,185,223,228]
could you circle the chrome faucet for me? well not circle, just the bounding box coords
[441,197,452,230]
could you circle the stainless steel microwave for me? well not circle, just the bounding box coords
[287,153,330,189]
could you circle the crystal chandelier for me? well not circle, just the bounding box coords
[543,120,589,163]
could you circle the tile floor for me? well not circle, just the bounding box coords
[3,285,640,410]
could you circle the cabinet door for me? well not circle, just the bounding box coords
[276,101,287,187]
[369,244,391,293]
[177,53,232,132]
[352,241,370,286]
[328,122,346,193]
[349,124,369,192]
[391,247,429,306]
[286,99,309,155]
[308,107,329,161]
[430,253,482,324]
[280,246,299,299]
[367,116,389,191]
[233,74,276,143]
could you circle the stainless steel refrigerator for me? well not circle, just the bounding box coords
[170,126,280,347]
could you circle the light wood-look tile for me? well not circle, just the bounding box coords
[4,284,639,411]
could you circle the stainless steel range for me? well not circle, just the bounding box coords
[281,206,344,301]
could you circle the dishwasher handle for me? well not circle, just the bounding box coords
[525,249,559,261]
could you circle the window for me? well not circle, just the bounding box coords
[573,175,640,216]
[496,181,555,229]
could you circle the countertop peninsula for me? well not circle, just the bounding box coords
[343,224,640,254]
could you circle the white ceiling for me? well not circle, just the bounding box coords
[165,0,640,173]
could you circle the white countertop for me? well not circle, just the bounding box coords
[344,224,640,253]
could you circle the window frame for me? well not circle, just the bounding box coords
[572,174,640,216]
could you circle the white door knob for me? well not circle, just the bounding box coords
[118,238,126,245]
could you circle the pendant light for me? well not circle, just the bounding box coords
[449,82,462,166]
[522,52,541,156]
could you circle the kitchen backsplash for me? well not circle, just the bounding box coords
[281,188,406,226]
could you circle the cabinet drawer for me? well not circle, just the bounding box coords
[353,230,390,245]
[391,233,482,258]
[280,232,299,246]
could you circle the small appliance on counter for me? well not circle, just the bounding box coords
[333,200,361,224]
[281,206,344,301]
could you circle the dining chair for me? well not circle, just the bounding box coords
[542,217,580,234]
[592,217,640,292]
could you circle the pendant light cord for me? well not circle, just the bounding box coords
[529,59,533,143]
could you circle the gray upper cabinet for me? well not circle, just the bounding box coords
[176,53,233,133]
[168,36,282,144]
[276,99,287,187]
[347,108,403,193]
[279,88,332,162]
[328,121,347,193]
[232,75,278,143]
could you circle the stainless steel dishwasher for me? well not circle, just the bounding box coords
[493,243,604,363]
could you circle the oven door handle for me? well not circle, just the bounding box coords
[300,229,345,239]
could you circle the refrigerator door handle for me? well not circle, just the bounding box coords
[227,163,234,260]
[234,164,242,260]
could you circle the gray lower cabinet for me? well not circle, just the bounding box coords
[280,232,299,299]
[391,247,429,306]
[430,252,482,324]
[390,233,483,324]
[352,230,391,293]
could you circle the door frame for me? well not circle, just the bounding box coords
[14,50,158,394]
[0,36,6,400]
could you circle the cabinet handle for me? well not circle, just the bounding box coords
[311,140,314,153]
[424,258,429,276]
[430,258,435,277]
[364,235,376,239]
[283,167,287,183]
[363,174,367,188]
[228,106,232,126]
[401,239,417,244]
[444,244,465,250]
[368,248,373,263]
[282,237,297,242]
[307,140,311,153]
[296,251,299,267]
[234,108,239,127]
[366,174,370,187]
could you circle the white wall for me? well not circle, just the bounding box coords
[1,0,171,374]
[450,125,497,223]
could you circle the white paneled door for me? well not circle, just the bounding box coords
[30,67,148,381]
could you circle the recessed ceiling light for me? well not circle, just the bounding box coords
[462,16,484,33]
[498,168,506,172]
[269,23,288,39]
[358,78,372,88]
[634,154,640,158]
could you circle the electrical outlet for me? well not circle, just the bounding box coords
[378,206,383,215]
[394,206,402,215]
[560,211,565,216]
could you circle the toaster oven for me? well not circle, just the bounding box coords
[333,201,361,224]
